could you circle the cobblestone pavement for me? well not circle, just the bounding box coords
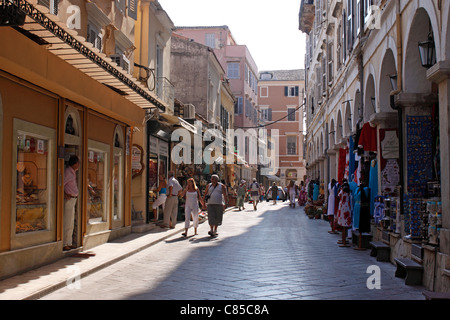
[41,200,425,301]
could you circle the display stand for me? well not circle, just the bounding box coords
[353,231,368,251]
[339,227,350,247]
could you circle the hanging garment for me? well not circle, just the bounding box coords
[344,145,350,181]
[369,159,378,217]
[358,122,377,152]
[352,187,361,230]
[338,148,347,183]
[373,198,384,225]
[359,187,371,233]
[337,189,352,227]
[349,136,356,181]
[327,183,336,216]
[349,180,358,214]
[313,182,319,201]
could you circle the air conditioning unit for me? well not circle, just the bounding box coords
[184,104,196,119]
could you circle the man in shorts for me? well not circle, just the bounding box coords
[250,178,260,211]
[202,175,229,237]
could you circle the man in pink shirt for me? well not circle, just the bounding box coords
[64,155,79,251]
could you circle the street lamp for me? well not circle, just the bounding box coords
[371,96,376,113]
[389,74,398,91]
[418,25,437,69]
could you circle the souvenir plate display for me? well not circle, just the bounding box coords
[406,116,433,197]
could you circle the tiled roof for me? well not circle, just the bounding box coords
[259,69,305,81]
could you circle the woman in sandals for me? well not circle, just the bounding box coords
[179,178,205,237]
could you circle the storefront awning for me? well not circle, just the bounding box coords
[6,0,167,112]
[160,113,197,134]
[263,175,281,182]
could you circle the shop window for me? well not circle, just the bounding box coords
[113,127,124,221]
[12,119,56,248]
[87,140,109,224]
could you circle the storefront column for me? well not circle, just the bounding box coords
[327,149,337,182]
[428,60,450,256]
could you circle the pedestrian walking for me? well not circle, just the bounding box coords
[179,178,204,237]
[236,180,246,211]
[298,181,307,206]
[151,174,167,222]
[161,171,182,229]
[202,174,229,237]
[63,155,79,251]
[288,180,296,208]
[250,178,260,211]
[271,182,278,205]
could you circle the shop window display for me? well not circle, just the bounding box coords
[87,142,108,223]
[15,132,50,233]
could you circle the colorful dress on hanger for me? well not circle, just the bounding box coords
[337,189,352,227]
[352,186,361,230]
[369,159,378,217]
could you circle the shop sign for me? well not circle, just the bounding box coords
[131,144,144,178]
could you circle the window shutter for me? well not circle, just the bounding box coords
[295,86,299,97]
[128,0,137,20]
[284,86,288,96]
[268,109,272,121]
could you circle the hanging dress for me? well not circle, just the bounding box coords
[369,159,378,217]
[313,182,319,201]
[337,189,352,227]
[352,186,361,230]
[327,183,336,216]
[359,187,371,233]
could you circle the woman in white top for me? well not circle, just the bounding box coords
[179,178,205,237]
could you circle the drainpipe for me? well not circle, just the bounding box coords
[390,0,404,217]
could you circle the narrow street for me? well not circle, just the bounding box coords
[41,200,425,301]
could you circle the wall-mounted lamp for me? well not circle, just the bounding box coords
[371,96,376,113]
[389,74,398,91]
[418,23,437,69]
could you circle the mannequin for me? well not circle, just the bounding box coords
[327,179,338,234]
[359,184,371,233]
[337,181,352,247]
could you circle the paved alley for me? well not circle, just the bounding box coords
[40,200,425,301]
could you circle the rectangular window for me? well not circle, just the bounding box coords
[87,141,109,224]
[227,62,240,79]
[327,42,334,84]
[234,96,243,114]
[12,119,56,249]
[287,108,296,121]
[285,86,299,97]
[260,108,272,121]
[287,136,297,155]
[260,87,268,98]
[87,23,102,51]
[16,133,51,233]
[205,33,215,48]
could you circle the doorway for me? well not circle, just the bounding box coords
[64,106,83,249]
